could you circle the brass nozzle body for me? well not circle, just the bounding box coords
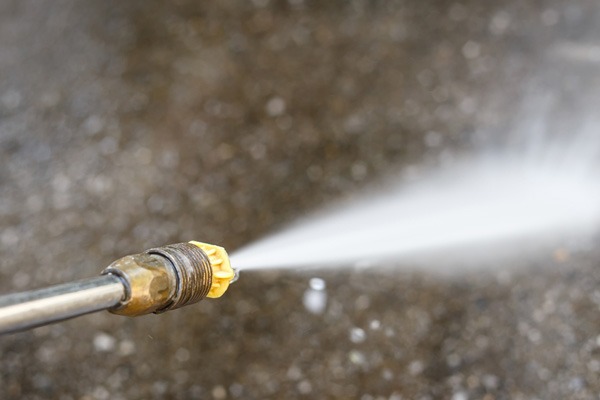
[103,242,234,317]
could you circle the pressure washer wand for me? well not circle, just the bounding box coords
[0,241,237,334]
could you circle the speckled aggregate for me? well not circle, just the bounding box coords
[1,1,600,399]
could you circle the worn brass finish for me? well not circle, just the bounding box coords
[103,254,176,316]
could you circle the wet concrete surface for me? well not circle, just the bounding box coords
[1,1,600,399]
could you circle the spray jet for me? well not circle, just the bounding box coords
[0,241,238,334]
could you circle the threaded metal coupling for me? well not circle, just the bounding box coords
[102,242,231,317]
[146,242,212,312]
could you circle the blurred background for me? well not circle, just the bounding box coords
[1,1,600,399]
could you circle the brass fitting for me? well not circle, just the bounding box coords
[102,253,176,316]
[102,241,235,317]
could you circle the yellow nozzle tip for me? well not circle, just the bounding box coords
[214,271,234,279]
[189,241,234,298]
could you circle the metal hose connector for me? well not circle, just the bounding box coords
[103,242,220,316]
[146,242,213,312]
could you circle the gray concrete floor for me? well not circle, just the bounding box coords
[1,1,600,399]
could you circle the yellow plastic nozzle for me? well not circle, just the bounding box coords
[189,241,235,298]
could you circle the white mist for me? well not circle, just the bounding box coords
[231,152,600,271]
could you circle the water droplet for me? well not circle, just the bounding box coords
[93,333,116,352]
[118,340,136,356]
[369,320,381,330]
[408,360,424,376]
[212,385,227,399]
[452,391,468,400]
[297,380,312,394]
[349,327,366,343]
[175,347,190,362]
[303,289,327,314]
[348,350,366,365]
[265,97,286,116]
[309,278,326,290]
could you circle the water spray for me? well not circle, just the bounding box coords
[231,163,600,271]
[0,241,237,334]
[2,160,600,335]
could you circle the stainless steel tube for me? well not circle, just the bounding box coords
[0,275,125,334]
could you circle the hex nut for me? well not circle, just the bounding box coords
[103,253,177,316]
